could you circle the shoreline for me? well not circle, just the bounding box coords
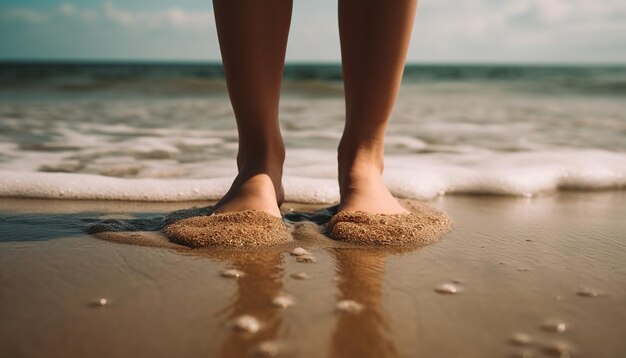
[1,192,625,357]
[1,188,624,213]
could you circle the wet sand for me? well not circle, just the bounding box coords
[1,193,625,357]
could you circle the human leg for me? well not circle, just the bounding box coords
[337,0,417,215]
[212,0,293,217]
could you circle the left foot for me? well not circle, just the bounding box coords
[331,140,452,245]
[337,143,408,215]
[329,189,451,245]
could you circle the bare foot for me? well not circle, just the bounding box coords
[331,144,452,245]
[338,146,408,215]
[163,154,288,247]
[213,172,283,218]
[212,145,285,218]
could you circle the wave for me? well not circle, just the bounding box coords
[1,150,624,203]
[2,62,626,97]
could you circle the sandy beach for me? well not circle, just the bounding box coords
[2,2,626,355]
[1,192,624,357]
[1,61,625,358]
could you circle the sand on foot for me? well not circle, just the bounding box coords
[163,210,291,248]
[328,202,452,245]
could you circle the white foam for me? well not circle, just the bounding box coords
[0,171,230,202]
[0,149,624,202]
[384,150,626,198]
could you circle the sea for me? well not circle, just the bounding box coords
[0,61,625,203]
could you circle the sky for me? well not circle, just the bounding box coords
[1,0,625,64]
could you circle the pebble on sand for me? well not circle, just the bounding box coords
[290,247,310,256]
[543,321,567,333]
[98,298,108,306]
[542,341,571,357]
[271,294,295,308]
[256,341,279,357]
[296,255,317,263]
[509,332,532,346]
[435,283,460,294]
[577,287,600,297]
[512,351,534,358]
[336,300,364,313]
[290,272,311,280]
[221,269,245,278]
[232,315,261,334]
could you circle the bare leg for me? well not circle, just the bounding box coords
[337,0,417,214]
[212,0,292,217]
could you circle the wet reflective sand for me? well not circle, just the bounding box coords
[0,192,625,357]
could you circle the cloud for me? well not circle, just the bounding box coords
[0,0,624,62]
[285,0,626,62]
[0,1,218,60]
[408,0,626,62]
[1,2,214,31]
[99,2,213,30]
[1,8,48,24]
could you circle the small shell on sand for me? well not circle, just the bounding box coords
[163,210,289,248]
[221,269,245,278]
[543,321,567,333]
[271,294,295,308]
[435,283,459,294]
[232,315,261,334]
[577,287,600,297]
[290,247,310,256]
[296,255,317,263]
[290,272,311,280]
[328,205,452,246]
[511,351,534,358]
[510,332,532,346]
[542,341,571,357]
[336,300,364,313]
[255,341,280,357]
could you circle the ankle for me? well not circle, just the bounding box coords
[235,146,285,205]
[237,143,285,175]
[337,138,385,185]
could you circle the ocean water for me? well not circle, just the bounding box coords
[0,62,625,202]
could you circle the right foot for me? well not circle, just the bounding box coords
[336,138,407,215]
[213,172,283,218]
[164,151,288,247]
[165,170,289,247]
[212,141,285,218]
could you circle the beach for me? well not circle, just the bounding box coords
[1,193,625,357]
[0,62,625,357]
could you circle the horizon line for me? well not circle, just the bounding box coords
[1,58,625,67]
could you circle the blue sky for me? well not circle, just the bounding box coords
[1,0,625,63]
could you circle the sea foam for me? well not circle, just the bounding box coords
[0,149,624,203]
